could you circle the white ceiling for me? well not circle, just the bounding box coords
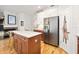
[0,5,50,15]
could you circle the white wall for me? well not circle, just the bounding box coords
[58,6,76,54]
[34,6,58,30]
[18,13,33,31]
[0,10,33,31]
[17,13,25,31]
[59,6,79,54]
[0,9,4,17]
[34,5,79,54]
[25,14,33,30]
[32,14,37,30]
[71,6,79,53]
[3,10,18,27]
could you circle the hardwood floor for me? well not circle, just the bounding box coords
[0,38,67,54]
[41,41,67,54]
[0,38,16,54]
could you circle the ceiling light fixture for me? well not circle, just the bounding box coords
[38,6,41,9]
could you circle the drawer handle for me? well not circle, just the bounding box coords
[35,39,38,43]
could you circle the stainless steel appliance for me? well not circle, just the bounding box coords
[44,16,59,46]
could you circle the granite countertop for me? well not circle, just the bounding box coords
[11,31,42,38]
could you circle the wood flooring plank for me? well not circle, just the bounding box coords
[0,38,67,54]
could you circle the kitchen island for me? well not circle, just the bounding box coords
[12,31,42,54]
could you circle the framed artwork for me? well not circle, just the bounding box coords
[21,21,24,26]
[63,16,69,44]
[8,15,16,25]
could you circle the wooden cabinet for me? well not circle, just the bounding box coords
[34,30,45,41]
[77,36,79,54]
[28,35,41,54]
[13,34,22,54]
[21,39,28,54]
[13,33,41,54]
[13,35,18,53]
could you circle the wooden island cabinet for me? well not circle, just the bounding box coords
[12,31,42,54]
[77,36,79,54]
[34,29,45,41]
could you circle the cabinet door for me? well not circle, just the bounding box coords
[34,30,44,41]
[21,38,28,54]
[13,34,22,54]
[17,38,22,54]
[28,35,41,54]
[13,35,18,52]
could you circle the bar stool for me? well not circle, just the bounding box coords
[8,31,14,53]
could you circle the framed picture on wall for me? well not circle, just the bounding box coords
[8,15,16,25]
[21,21,24,26]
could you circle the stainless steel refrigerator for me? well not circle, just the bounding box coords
[44,16,59,46]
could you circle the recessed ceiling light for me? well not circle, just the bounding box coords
[38,6,41,9]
